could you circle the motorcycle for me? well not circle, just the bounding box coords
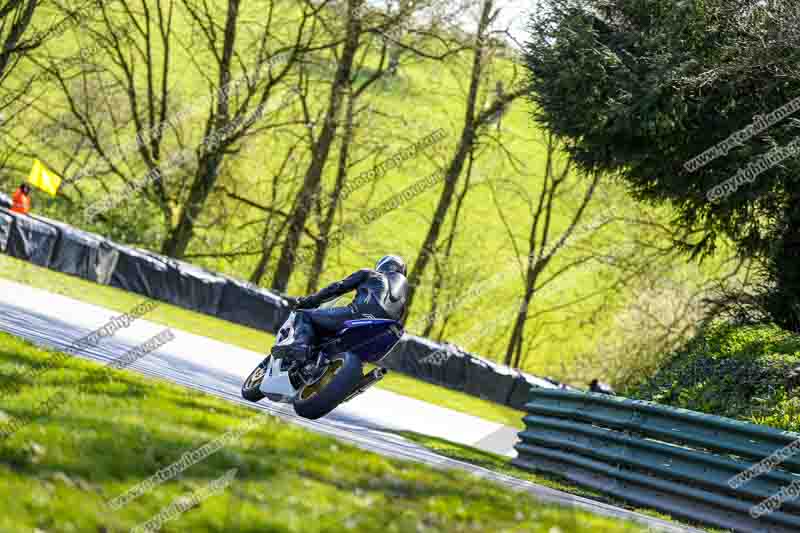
[241,297,404,419]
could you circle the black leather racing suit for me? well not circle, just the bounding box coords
[291,269,408,349]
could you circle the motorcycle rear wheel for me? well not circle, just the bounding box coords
[293,352,362,419]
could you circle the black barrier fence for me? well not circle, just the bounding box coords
[0,210,12,252]
[0,207,562,409]
[378,335,564,409]
[35,216,119,283]
[8,214,59,267]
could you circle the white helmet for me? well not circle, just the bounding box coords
[375,255,406,276]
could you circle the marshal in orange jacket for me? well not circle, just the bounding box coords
[11,184,31,214]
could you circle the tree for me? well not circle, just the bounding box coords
[0,0,42,90]
[161,0,307,258]
[305,88,355,293]
[0,0,107,192]
[38,0,311,257]
[269,0,363,293]
[269,0,470,293]
[525,0,800,331]
[405,0,526,312]
[499,132,598,367]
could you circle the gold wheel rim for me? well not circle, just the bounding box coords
[246,363,267,389]
[299,360,344,401]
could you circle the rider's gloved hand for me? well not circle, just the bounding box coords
[295,296,316,309]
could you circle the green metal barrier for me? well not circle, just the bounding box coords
[512,388,800,533]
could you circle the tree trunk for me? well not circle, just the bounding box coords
[0,0,37,84]
[766,199,800,331]
[423,145,476,339]
[270,0,361,293]
[162,150,224,257]
[306,92,356,294]
[249,214,287,285]
[161,0,240,258]
[505,286,534,366]
[249,180,288,285]
[405,0,493,312]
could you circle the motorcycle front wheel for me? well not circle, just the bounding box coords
[293,352,362,419]
[241,356,270,402]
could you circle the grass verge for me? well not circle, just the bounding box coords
[630,321,800,432]
[0,331,645,533]
[375,372,526,428]
[0,253,527,428]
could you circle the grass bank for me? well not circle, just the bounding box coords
[0,330,644,533]
[631,321,800,432]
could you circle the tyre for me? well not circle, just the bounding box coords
[293,352,362,420]
[241,357,270,402]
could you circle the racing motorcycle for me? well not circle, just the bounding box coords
[241,297,404,419]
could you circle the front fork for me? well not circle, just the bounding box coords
[342,367,388,403]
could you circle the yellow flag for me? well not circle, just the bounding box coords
[27,159,62,196]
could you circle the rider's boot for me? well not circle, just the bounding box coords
[271,343,311,363]
[271,310,314,364]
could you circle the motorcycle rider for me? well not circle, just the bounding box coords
[272,255,408,362]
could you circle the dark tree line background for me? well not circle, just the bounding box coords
[525,0,800,331]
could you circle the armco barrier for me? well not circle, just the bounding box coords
[0,207,559,408]
[512,388,800,533]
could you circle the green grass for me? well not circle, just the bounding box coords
[0,331,647,533]
[376,372,526,428]
[0,252,527,428]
